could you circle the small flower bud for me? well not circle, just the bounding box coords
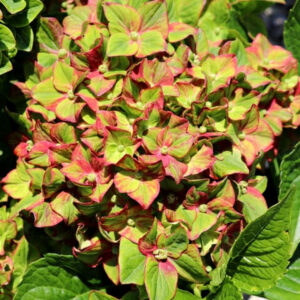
[98,64,108,73]
[153,249,168,260]
[117,145,125,153]
[58,49,68,59]
[238,132,246,140]
[111,195,117,204]
[199,126,207,134]
[205,101,212,108]
[127,218,135,227]
[68,90,75,100]
[87,173,97,183]
[199,204,208,213]
[161,146,169,155]
[130,31,139,41]
[206,265,212,272]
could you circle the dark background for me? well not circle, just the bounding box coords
[262,0,295,45]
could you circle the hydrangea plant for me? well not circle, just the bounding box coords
[1,0,300,299]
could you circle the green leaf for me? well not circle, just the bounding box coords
[173,289,201,300]
[284,0,300,73]
[279,141,300,254]
[139,0,168,37]
[53,61,75,92]
[0,54,12,75]
[2,163,31,199]
[137,30,166,58]
[226,189,295,293]
[15,26,34,52]
[10,237,31,290]
[207,278,243,300]
[107,33,138,57]
[119,237,146,285]
[0,0,26,14]
[7,0,43,27]
[157,225,189,258]
[145,256,177,300]
[169,244,209,284]
[32,78,62,107]
[14,254,103,300]
[213,149,249,178]
[89,291,118,300]
[37,17,62,51]
[238,187,267,223]
[104,128,136,164]
[264,259,300,300]
[0,24,16,51]
[103,2,141,34]
[167,0,205,26]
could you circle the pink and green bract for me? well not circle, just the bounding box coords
[1,0,300,299]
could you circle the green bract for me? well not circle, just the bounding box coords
[1,0,300,299]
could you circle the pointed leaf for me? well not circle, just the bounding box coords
[145,256,177,300]
[32,78,62,107]
[0,24,16,50]
[226,189,295,293]
[212,149,249,178]
[185,145,215,177]
[119,237,146,285]
[107,33,138,57]
[264,259,300,300]
[279,141,300,254]
[136,31,166,58]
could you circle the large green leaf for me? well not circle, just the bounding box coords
[212,149,249,178]
[145,256,177,300]
[0,0,26,14]
[7,0,43,27]
[0,54,12,75]
[119,237,146,285]
[284,0,300,73]
[15,26,34,52]
[226,189,295,293]
[14,254,106,300]
[279,141,300,254]
[207,278,242,300]
[173,288,201,300]
[264,259,300,300]
[0,24,16,51]
[37,17,62,51]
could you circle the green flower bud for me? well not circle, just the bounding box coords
[199,126,207,134]
[117,145,125,152]
[238,132,246,140]
[153,249,168,260]
[206,265,212,272]
[98,64,108,73]
[199,204,208,213]
[58,49,68,59]
[161,146,169,155]
[68,90,75,100]
[130,31,139,41]
[205,101,212,108]
[87,173,97,183]
[127,218,135,227]
[111,195,117,204]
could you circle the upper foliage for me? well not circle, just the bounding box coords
[0,0,43,75]
[1,0,300,299]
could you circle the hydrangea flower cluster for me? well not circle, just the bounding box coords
[1,0,300,299]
